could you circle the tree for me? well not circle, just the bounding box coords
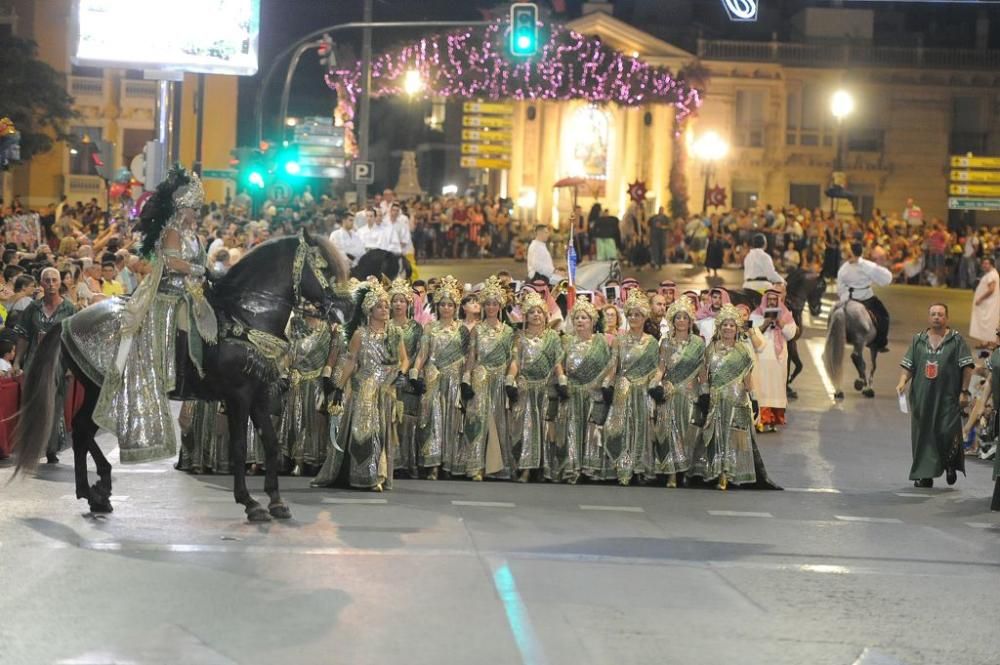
[0,35,78,163]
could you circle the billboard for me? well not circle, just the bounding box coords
[72,0,261,76]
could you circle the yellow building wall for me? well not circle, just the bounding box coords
[178,74,240,204]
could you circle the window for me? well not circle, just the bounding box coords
[122,128,154,168]
[69,126,103,176]
[732,178,759,210]
[852,183,875,221]
[786,84,831,147]
[951,96,987,154]
[563,105,610,180]
[734,90,765,148]
[789,183,821,210]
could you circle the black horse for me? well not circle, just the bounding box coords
[12,232,351,522]
[726,269,826,390]
[351,248,412,282]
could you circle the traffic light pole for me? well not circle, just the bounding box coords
[356,0,373,205]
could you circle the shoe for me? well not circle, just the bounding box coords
[946,468,957,486]
[914,478,933,488]
[46,453,59,464]
[716,474,728,491]
[877,346,889,354]
[786,387,799,400]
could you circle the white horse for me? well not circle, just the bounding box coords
[823,299,878,399]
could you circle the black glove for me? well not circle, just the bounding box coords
[647,385,666,404]
[601,386,614,404]
[697,393,711,417]
[409,377,426,395]
[505,384,519,404]
[555,384,570,401]
[322,376,337,395]
[330,388,344,406]
[460,381,475,402]
[393,371,407,389]
[751,398,760,421]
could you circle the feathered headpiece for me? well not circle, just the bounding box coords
[387,276,413,304]
[570,297,599,323]
[622,289,651,317]
[359,278,389,314]
[519,289,547,318]
[433,275,463,305]
[136,164,204,258]
[715,303,745,326]
[478,275,507,305]
[342,278,390,344]
[666,298,696,323]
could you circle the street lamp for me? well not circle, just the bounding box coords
[403,69,424,97]
[830,89,854,171]
[691,130,729,212]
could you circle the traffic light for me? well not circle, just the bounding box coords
[231,146,268,190]
[317,34,336,70]
[91,139,116,181]
[510,3,538,57]
[278,143,301,177]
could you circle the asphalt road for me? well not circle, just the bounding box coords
[0,259,997,665]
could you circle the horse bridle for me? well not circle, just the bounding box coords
[292,235,342,321]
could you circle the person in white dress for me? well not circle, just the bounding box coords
[970,257,1000,348]
[748,288,797,432]
[742,234,785,292]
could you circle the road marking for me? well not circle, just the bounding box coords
[112,468,167,474]
[60,495,128,501]
[805,338,838,402]
[579,505,644,513]
[851,647,909,665]
[785,487,843,494]
[799,564,851,574]
[491,560,548,665]
[452,500,515,508]
[708,510,773,518]
[894,492,931,498]
[835,515,903,524]
[321,497,388,505]
[966,522,999,530]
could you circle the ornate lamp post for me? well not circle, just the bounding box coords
[692,130,729,213]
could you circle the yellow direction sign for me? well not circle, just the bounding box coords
[461,129,513,143]
[949,183,1000,197]
[460,156,511,170]
[951,170,1000,184]
[461,143,510,156]
[462,101,514,115]
[462,115,513,128]
[950,155,1000,170]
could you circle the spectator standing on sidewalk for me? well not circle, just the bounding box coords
[648,206,669,269]
[591,208,621,262]
[969,257,1000,347]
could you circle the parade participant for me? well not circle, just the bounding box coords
[896,303,973,488]
[390,277,423,478]
[602,304,622,341]
[508,289,565,482]
[412,275,470,480]
[695,287,730,343]
[176,400,229,475]
[329,212,365,267]
[837,241,892,353]
[314,280,408,491]
[651,299,703,487]
[464,276,518,481]
[986,343,1000,510]
[93,167,217,464]
[749,288,797,432]
[278,314,333,476]
[461,293,482,332]
[688,304,758,490]
[13,266,76,463]
[553,297,612,483]
[969,257,1000,347]
[527,224,562,283]
[742,233,785,292]
[602,290,660,485]
[645,293,668,340]
[386,202,417,278]
[658,280,677,306]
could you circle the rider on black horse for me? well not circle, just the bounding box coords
[836,241,893,353]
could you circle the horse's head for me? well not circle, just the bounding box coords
[806,276,827,317]
[293,231,353,324]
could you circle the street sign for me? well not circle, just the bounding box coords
[950,170,1000,183]
[462,115,514,128]
[949,183,1000,197]
[460,156,512,169]
[462,101,514,115]
[948,197,1000,211]
[461,129,513,143]
[352,160,374,185]
[269,183,290,204]
[951,155,1000,170]
[461,143,510,155]
[202,168,237,180]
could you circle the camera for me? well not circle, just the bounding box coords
[764,308,780,318]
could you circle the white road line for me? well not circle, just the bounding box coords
[579,505,644,513]
[451,500,515,508]
[785,487,843,494]
[835,515,903,524]
[966,522,999,530]
[321,497,388,505]
[707,510,773,518]
[894,492,932,498]
[804,338,838,402]
[111,468,167,474]
[60,495,129,501]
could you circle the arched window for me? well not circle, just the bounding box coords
[565,105,610,180]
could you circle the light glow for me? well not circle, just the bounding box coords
[403,70,424,96]
[517,188,536,209]
[830,90,855,121]
[692,130,729,162]
[441,184,458,196]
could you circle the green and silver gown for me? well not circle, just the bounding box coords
[464,321,516,479]
[314,326,402,489]
[604,332,659,484]
[395,319,424,477]
[988,347,1000,482]
[688,340,756,485]
[278,320,332,469]
[177,401,231,474]
[418,321,470,474]
[653,334,703,475]
[510,329,562,473]
[553,333,612,483]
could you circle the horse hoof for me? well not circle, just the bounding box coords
[862,388,875,398]
[88,500,113,514]
[834,391,845,400]
[853,379,865,391]
[268,502,292,520]
[246,506,272,522]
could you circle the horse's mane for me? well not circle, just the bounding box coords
[213,234,350,294]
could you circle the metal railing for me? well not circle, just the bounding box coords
[697,39,1000,70]
[65,175,104,196]
[122,79,157,100]
[68,76,105,98]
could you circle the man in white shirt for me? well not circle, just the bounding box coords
[330,213,366,267]
[837,241,893,352]
[526,225,563,284]
[385,202,415,266]
[742,234,785,291]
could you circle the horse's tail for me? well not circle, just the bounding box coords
[11,326,65,479]
[823,304,846,393]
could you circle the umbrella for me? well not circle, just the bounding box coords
[553,176,594,208]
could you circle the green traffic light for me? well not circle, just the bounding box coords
[284,160,301,176]
[516,35,532,50]
[248,171,265,188]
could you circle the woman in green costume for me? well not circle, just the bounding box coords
[279,315,333,475]
[688,303,758,490]
[509,289,567,483]
[413,276,470,479]
[177,401,229,474]
[651,298,703,487]
[553,297,612,484]
[463,276,517,481]
[389,277,423,478]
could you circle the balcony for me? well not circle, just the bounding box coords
[120,79,157,113]
[65,174,106,203]
[697,40,1000,71]
[68,76,107,106]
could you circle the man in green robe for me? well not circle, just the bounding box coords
[984,345,1000,511]
[896,303,973,488]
